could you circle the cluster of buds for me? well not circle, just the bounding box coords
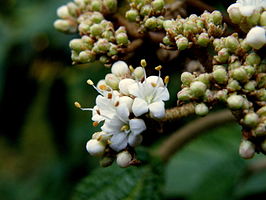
[161,11,224,51]
[54,0,131,65]
[125,0,165,30]
[227,0,266,32]
[75,60,170,167]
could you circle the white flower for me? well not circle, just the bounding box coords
[246,26,266,49]
[119,78,136,95]
[101,103,146,151]
[128,76,169,119]
[227,0,266,17]
[111,61,130,77]
[86,139,106,156]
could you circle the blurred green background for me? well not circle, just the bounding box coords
[1,0,266,200]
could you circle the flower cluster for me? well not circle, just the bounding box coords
[76,60,169,167]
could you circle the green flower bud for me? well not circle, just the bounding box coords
[79,50,96,63]
[239,140,255,159]
[145,17,158,29]
[213,65,225,71]
[71,50,80,62]
[240,39,252,52]
[95,39,111,52]
[115,26,126,34]
[105,73,119,89]
[140,5,152,16]
[151,0,165,12]
[197,73,211,86]
[227,94,244,110]
[211,10,222,25]
[91,12,104,24]
[197,32,210,47]
[91,0,102,11]
[181,72,195,86]
[133,67,144,80]
[101,30,115,42]
[100,20,113,30]
[67,2,78,17]
[176,36,189,51]
[227,6,242,24]
[54,19,77,33]
[231,67,248,82]
[126,9,139,22]
[246,10,260,26]
[78,23,91,34]
[260,11,266,26]
[257,106,266,117]
[190,81,207,97]
[163,36,173,46]
[213,38,224,51]
[86,139,106,157]
[99,55,110,64]
[257,73,266,88]
[256,63,266,73]
[103,0,117,13]
[244,112,259,127]
[195,103,209,116]
[243,65,255,77]
[177,88,192,101]
[215,89,228,102]
[213,68,228,84]
[57,5,71,19]
[100,156,114,167]
[69,38,87,51]
[81,36,94,49]
[163,20,175,30]
[255,123,266,136]
[244,80,257,91]
[246,52,261,65]
[227,79,241,91]
[90,24,104,37]
[229,60,241,70]
[256,89,266,101]
[183,21,198,34]
[116,33,129,45]
[116,151,132,168]
[262,139,266,152]
[107,44,118,56]
[225,36,240,52]
[216,48,230,63]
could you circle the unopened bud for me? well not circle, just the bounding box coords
[181,72,195,86]
[100,156,114,167]
[126,9,139,22]
[91,12,104,23]
[225,36,240,52]
[197,32,210,47]
[103,0,117,13]
[244,112,259,127]
[227,5,242,24]
[140,4,152,16]
[257,106,266,117]
[246,52,261,65]
[145,17,158,29]
[91,0,102,11]
[216,48,230,63]
[54,19,77,33]
[57,5,70,19]
[151,0,165,12]
[239,140,255,159]
[111,61,130,77]
[90,24,104,37]
[105,73,120,89]
[227,94,244,110]
[246,26,266,49]
[244,80,257,91]
[260,11,266,26]
[116,33,129,45]
[116,151,132,168]
[211,10,223,24]
[231,67,248,82]
[213,68,228,84]
[69,39,86,51]
[177,88,191,101]
[195,103,209,116]
[176,37,189,51]
[133,67,144,80]
[86,139,106,157]
[79,50,96,63]
[190,81,207,97]
[227,79,241,91]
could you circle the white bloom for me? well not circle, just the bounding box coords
[111,61,130,77]
[86,139,106,156]
[101,103,146,151]
[128,76,169,119]
[227,0,266,16]
[246,26,266,49]
[119,78,136,95]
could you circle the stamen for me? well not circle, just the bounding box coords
[164,75,170,85]
[74,101,81,108]
[155,65,162,71]
[129,65,134,72]
[87,79,104,95]
[114,101,120,107]
[99,84,107,90]
[120,124,130,132]
[74,101,94,111]
[107,93,112,99]
[151,82,157,87]
[93,121,99,127]
[140,59,147,67]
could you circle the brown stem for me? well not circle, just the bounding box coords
[161,103,195,122]
[155,109,235,162]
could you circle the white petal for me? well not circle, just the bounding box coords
[239,5,256,16]
[110,133,128,151]
[117,103,130,122]
[119,78,136,95]
[129,118,146,135]
[128,82,140,97]
[119,96,133,112]
[246,26,266,49]
[128,134,143,147]
[111,61,130,77]
[153,87,170,102]
[148,101,165,119]
[132,98,149,117]
[146,76,164,87]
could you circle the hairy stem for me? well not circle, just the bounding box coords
[156,109,235,162]
[161,103,195,122]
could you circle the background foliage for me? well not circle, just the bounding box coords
[0,0,266,200]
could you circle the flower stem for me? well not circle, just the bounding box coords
[161,103,195,122]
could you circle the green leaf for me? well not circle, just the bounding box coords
[72,162,164,200]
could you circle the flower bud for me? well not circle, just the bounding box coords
[227,5,242,24]
[163,20,175,30]
[231,67,248,82]
[57,5,70,19]
[177,88,191,101]
[197,33,210,47]
[91,12,104,24]
[227,79,241,91]
[216,48,230,63]
[90,24,104,37]
[69,39,86,51]
[176,37,189,51]
[95,39,111,52]
[260,11,266,26]
[91,0,102,11]
[246,10,260,25]
[215,89,228,102]
[111,61,130,77]
[145,17,158,29]
[244,80,257,91]
[100,156,114,167]
[133,67,144,80]
[211,10,222,25]
[103,0,117,13]
[119,78,136,95]
[246,26,266,49]
[246,52,261,65]
[116,33,129,45]
[257,106,266,117]
[105,73,120,89]
[81,36,94,49]
[240,39,252,52]
[126,9,139,22]
[213,68,228,84]
[195,103,209,116]
[227,94,244,110]
[140,4,152,16]
[225,36,240,52]
[163,36,173,46]
[79,50,96,63]
[190,81,207,97]
[116,151,132,168]
[197,73,211,86]
[257,73,266,88]
[239,140,255,159]
[108,44,118,56]
[181,72,195,86]
[54,19,77,33]
[151,0,165,12]
[86,139,106,157]
[255,123,266,136]
[67,2,78,17]
[244,112,259,127]
[99,55,110,64]
[256,88,266,101]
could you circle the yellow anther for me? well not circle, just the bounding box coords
[140,59,147,67]
[99,84,107,90]
[87,79,94,85]
[129,65,134,72]
[164,75,170,84]
[74,101,81,108]
[120,125,130,132]
[151,82,157,87]
[115,101,120,107]
[155,65,162,71]
[107,93,112,99]
[93,121,99,127]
